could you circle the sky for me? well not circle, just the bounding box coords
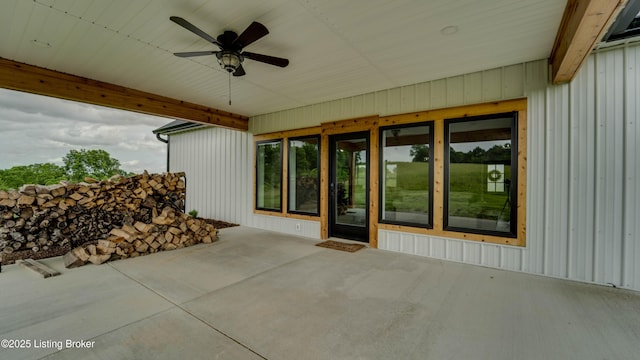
[0,88,171,174]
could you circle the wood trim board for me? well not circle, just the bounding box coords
[254,99,528,247]
[0,58,249,130]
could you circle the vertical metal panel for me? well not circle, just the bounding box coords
[399,233,415,254]
[625,45,640,290]
[567,55,597,283]
[523,60,548,276]
[414,81,431,110]
[172,43,640,291]
[168,127,251,225]
[464,72,483,104]
[481,244,501,268]
[503,64,525,98]
[431,237,446,259]
[593,49,625,286]
[400,84,415,114]
[463,242,482,265]
[447,240,463,262]
[376,44,640,291]
[482,68,503,101]
[430,79,448,109]
[362,92,377,114]
[374,89,387,116]
[386,87,402,115]
[414,235,429,257]
[544,83,570,278]
[501,246,522,271]
[446,75,464,106]
[249,61,527,134]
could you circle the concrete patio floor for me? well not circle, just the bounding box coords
[1,226,639,360]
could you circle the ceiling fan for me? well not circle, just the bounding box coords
[170,16,289,77]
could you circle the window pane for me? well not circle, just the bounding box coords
[380,124,431,226]
[288,137,319,215]
[335,137,367,227]
[256,140,282,211]
[446,116,515,235]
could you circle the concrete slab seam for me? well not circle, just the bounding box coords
[106,262,269,360]
[182,249,324,305]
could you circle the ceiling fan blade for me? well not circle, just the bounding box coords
[233,64,246,77]
[233,22,269,48]
[170,16,222,47]
[173,50,218,58]
[243,52,289,67]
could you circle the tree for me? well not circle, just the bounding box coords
[485,144,511,162]
[63,149,127,182]
[410,144,430,162]
[0,163,66,190]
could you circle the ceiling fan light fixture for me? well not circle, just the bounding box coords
[170,16,289,78]
[217,51,242,73]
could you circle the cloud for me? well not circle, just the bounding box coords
[0,88,170,173]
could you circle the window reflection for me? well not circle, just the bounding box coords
[335,139,367,227]
[288,137,319,215]
[380,124,432,227]
[446,115,515,236]
[256,140,282,211]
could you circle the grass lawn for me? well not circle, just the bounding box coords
[381,162,511,220]
[260,162,511,221]
[449,163,511,221]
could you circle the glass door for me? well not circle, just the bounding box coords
[329,132,369,242]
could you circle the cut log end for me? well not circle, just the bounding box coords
[2,171,220,268]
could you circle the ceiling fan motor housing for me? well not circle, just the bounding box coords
[170,16,288,78]
[216,50,243,73]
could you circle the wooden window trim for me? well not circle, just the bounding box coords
[444,112,519,239]
[378,99,527,247]
[254,139,284,212]
[287,135,321,216]
[379,121,435,229]
[253,99,527,247]
[320,116,380,247]
[253,126,321,221]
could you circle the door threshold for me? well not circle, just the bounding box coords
[327,237,370,247]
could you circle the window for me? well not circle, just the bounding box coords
[379,123,433,227]
[604,0,640,42]
[444,113,517,237]
[256,140,282,211]
[253,100,526,246]
[288,136,320,215]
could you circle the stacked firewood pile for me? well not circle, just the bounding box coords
[0,172,218,267]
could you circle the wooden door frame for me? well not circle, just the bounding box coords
[253,98,527,248]
[328,131,370,242]
[320,116,379,248]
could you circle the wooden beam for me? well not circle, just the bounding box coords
[17,259,60,278]
[368,126,379,248]
[450,128,512,143]
[320,134,330,239]
[550,0,627,84]
[383,134,430,147]
[0,58,249,131]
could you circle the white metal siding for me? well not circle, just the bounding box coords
[379,44,640,291]
[626,45,640,291]
[168,126,322,239]
[168,127,252,226]
[169,43,640,291]
[250,64,527,134]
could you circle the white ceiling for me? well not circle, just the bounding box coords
[0,0,567,117]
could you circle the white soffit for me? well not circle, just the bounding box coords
[0,0,567,117]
